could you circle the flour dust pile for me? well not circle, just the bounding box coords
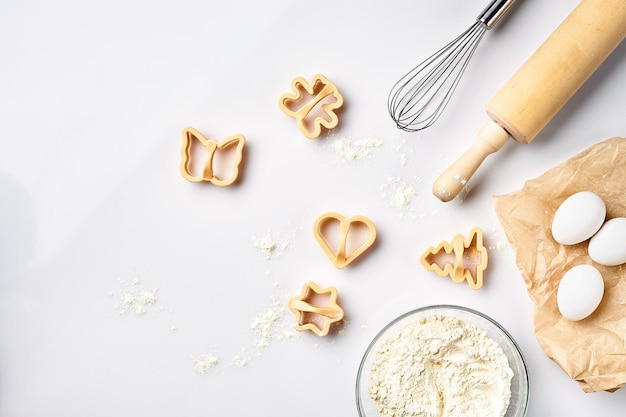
[327,135,383,163]
[253,228,295,261]
[379,175,426,221]
[191,353,220,375]
[111,271,160,316]
[250,295,299,349]
[370,315,513,417]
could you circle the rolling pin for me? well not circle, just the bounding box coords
[433,0,626,202]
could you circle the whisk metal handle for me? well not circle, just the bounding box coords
[478,0,518,29]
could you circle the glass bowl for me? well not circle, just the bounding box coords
[356,305,529,417]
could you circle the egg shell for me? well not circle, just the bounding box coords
[588,217,626,266]
[551,191,606,245]
[557,264,604,321]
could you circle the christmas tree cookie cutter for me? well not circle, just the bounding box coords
[419,227,488,290]
[278,74,344,139]
[288,281,344,336]
[179,126,245,186]
[313,212,376,269]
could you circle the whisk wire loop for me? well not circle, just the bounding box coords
[388,20,488,132]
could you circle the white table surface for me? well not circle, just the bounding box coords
[1,0,625,415]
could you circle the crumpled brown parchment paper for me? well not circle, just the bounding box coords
[493,137,626,393]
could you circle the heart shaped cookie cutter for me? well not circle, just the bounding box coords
[419,227,488,290]
[278,74,344,139]
[313,212,377,269]
[288,281,344,336]
[179,126,246,186]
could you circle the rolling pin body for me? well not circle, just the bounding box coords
[487,0,626,144]
[433,0,626,202]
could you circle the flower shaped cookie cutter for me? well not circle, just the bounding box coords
[179,126,245,186]
[288,281,344,336]
[313,212,377,269]
[278,74,344,139]
[419,227,488,290]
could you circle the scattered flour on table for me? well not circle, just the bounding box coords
[488,227,508,253]
[253,227,295,261]
[111,271,160,316]
[192,294,301,375]
[232,354,249,368]
[192,227,302,376]
[325,137,440,221]
[250,295,300,349]
[192,348,254,374]
[326,135,415,167]
[192,353,220,375]
[327,135,383,163]
[394,139,412,167]
[249,226,302,351]
[492,240,507,252]
[370,315,513,417]
[380,175,427,221]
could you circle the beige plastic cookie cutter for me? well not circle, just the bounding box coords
[288,281,344,336]
[179,126,245,186]
[313,212,377,269]
[419,227,488,290]
[278,73,344,139]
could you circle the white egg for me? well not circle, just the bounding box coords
[588,217,626,266]
[557,264,604,321]
[551,191,606,245]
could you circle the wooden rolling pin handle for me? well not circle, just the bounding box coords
[433,120,510,202]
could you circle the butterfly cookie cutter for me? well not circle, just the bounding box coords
[288,281,344,336]
[313,212,377,269]
[179,126,245,186]
[278,74,344,139]
[419,227,488,290]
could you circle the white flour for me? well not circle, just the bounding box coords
[253,228,295,261]
[250,295,299,349]
[326,136,439,222]
[380,175,424,221]
[327,136,383,163]
[192,353,219,375]
[192,295,300,374]
[394,139,412,167]
[250,297,286,348]
[189,228,301,376]
[111,272,160,316]
[488,227,508,253]
[370,315,513,417]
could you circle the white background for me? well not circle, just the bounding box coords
[1,0,625,415]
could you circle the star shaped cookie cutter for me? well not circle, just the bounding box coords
[288,281,344,336]
[179,126,246,186]
[278,74,344,139]
[419,227,488,290]
[313,212,377,269]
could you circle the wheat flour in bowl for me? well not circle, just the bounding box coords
[370,314,513,417]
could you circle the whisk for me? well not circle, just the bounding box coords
[388,0,518,132]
